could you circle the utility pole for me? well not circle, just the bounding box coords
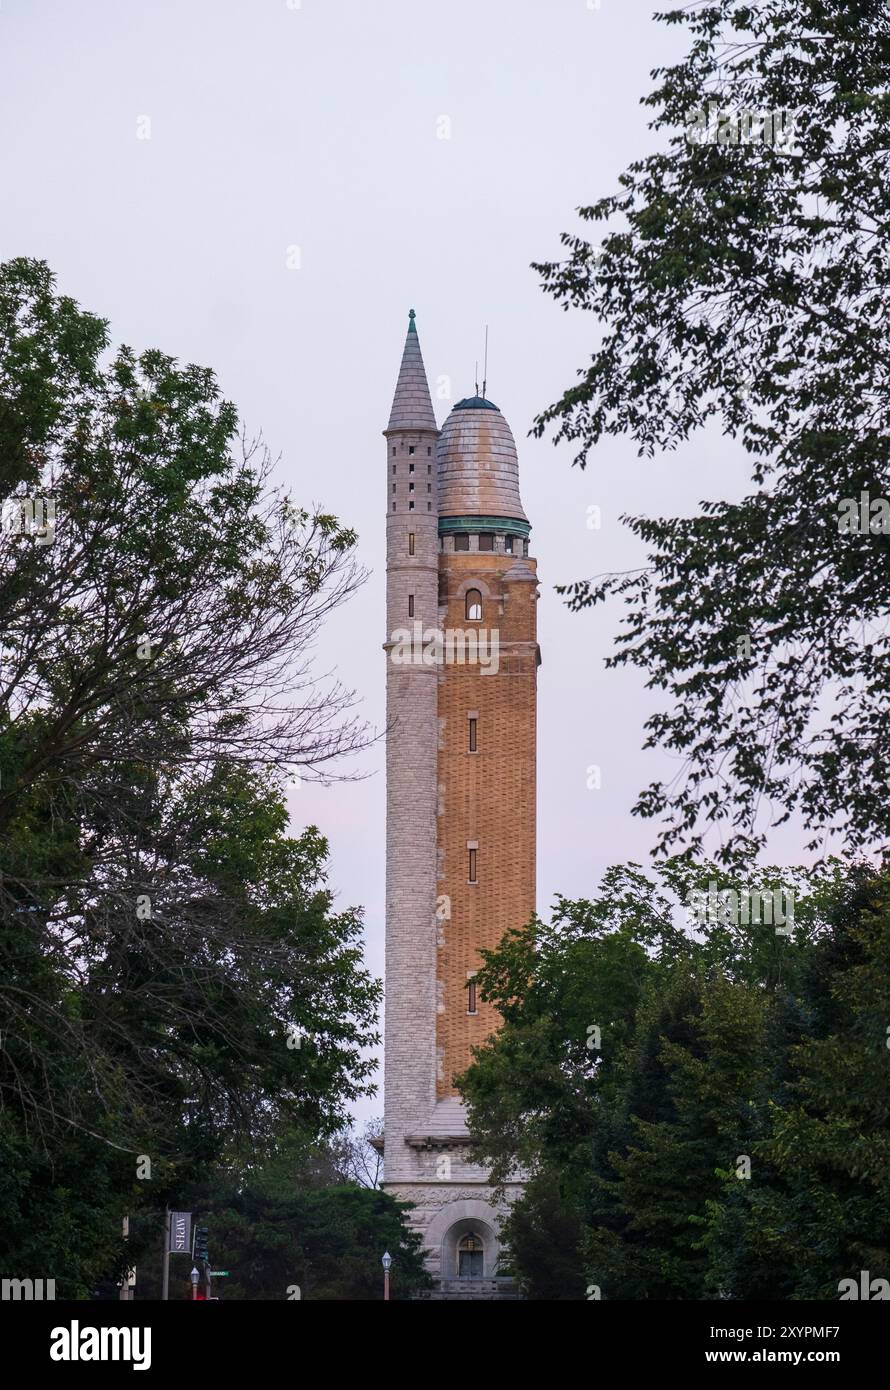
[119,1215,135,1301]
[161,1208,171,1302]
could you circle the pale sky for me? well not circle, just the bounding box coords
[0,0,812,1124]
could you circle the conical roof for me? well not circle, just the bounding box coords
[386,309,437,432]
[437,397,528,522]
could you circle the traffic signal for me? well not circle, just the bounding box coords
[194,1226,209,1263]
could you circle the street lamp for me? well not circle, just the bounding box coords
[382,1251,392,1302]
[190,1266,200,1301]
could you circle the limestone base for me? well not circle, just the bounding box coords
[385,1181,523,1298]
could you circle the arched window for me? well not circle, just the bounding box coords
[458,1232,484,1279]
[465,588,482,621]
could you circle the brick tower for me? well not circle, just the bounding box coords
[382,311,538,1298]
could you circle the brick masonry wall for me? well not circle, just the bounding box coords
[435,550,538,1097]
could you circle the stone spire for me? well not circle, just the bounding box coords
[386,309,438,432]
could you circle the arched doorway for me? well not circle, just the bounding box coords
[425,1200,501,1281]
[457,1231,484,1278]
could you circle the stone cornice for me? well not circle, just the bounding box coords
[439,515,531,538]
[404,1133,477,1151]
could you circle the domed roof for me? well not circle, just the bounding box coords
[437,399,528,522]
[453,395,500,412]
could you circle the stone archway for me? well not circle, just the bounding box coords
[424,1198,501,1280]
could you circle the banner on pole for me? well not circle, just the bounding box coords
[169,1211,192,1254]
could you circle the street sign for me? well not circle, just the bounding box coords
[208,1271,230,1277]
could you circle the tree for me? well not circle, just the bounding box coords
[583,965,773,1299]
[702,867,890,1298]
[458,863,698,1298]
[0,259,380,1294]
[330,1117,385,1189]
[533,1,890,859]
[127,1130,429,1301]
[457,859,889,1299]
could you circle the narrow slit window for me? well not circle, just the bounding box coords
[467,979,477,1015]
[408,532,415,556]
[469,717,477,753]
[408,594,414,617]
[468,847,477,883]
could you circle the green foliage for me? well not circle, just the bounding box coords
[126,1131,428,1302]
[0,259,379,1296]
[459,860,890,1299]
[533,1,890,858]
[204,1185,428,1302]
